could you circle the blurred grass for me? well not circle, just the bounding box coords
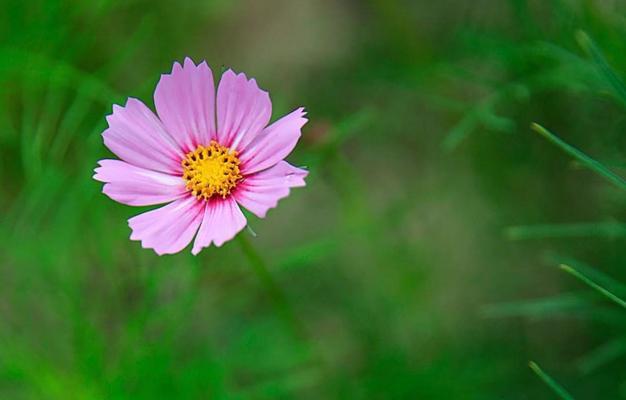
[1,0,626,399]
[529,361,574,400]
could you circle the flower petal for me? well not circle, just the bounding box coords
[128,197,204,255]
[216,69,272,151]
[103,98,183,174]
[239,108,307,175]
[154,57,217,153]
[94,159,187,206]
[192,197,247,255]
[234,161,308,218]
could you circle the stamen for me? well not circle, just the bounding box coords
[181,141,242,200]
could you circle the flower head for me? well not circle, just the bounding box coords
[94,58,308,255]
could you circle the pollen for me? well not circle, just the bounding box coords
[181,141,243,200]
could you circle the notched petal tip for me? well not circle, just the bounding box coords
[105,104,124,125]
[125,97,140,106]
[182,57,211,71]
[104,98,145,129]
[101,182,115,198]
[296,108,308,122]
[219,68,269,94]
[93,159,113,181]
[221,68,237,78]
[157,61,183,83]
[154,56,217,152]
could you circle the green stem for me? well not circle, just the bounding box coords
[236,233,305,339]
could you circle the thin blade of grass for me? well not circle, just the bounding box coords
[443,83,525,151]
[325,108,376,150]
[528,361,575,400]
[576,337,626,375]
[505,222,626,240]
[560,264,626,310]
[481,292,592,319]
[547,254,626,297]
[576,31,626,108]
[482,299,626,327]
[531,123,626,191]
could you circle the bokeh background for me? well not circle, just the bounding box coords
[2,0,626,398]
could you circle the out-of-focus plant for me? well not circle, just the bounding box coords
[446,6,626,395]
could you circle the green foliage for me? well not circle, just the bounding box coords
[2,0,626,399]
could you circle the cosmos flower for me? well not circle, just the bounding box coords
[94,58,308,255]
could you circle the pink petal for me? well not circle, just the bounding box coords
[94,159,187,206]
[154,57,217,153]
[192,197,247,255]
[103,98,183,174]
[234,161,308,218]
[239,108,307,175]
[215,69,272,151]
[128,196,204,255]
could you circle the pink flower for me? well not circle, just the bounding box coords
[94,58,308,255]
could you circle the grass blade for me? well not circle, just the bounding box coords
[576,337,626,375]
[529,361,575,400]
[576,31,626,108]
[505,222,626,240]
[547,254,626,297]
[531,123,626,191]
[560,264,626,310]
[443,83,524,151]
[481,293,592,319]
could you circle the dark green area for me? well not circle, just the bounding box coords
[1,0,626,398]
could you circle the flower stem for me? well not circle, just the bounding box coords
[236,233,305,339]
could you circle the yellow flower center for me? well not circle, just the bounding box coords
[181,141,243,200]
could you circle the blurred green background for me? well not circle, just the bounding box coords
[2,0,626,398]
